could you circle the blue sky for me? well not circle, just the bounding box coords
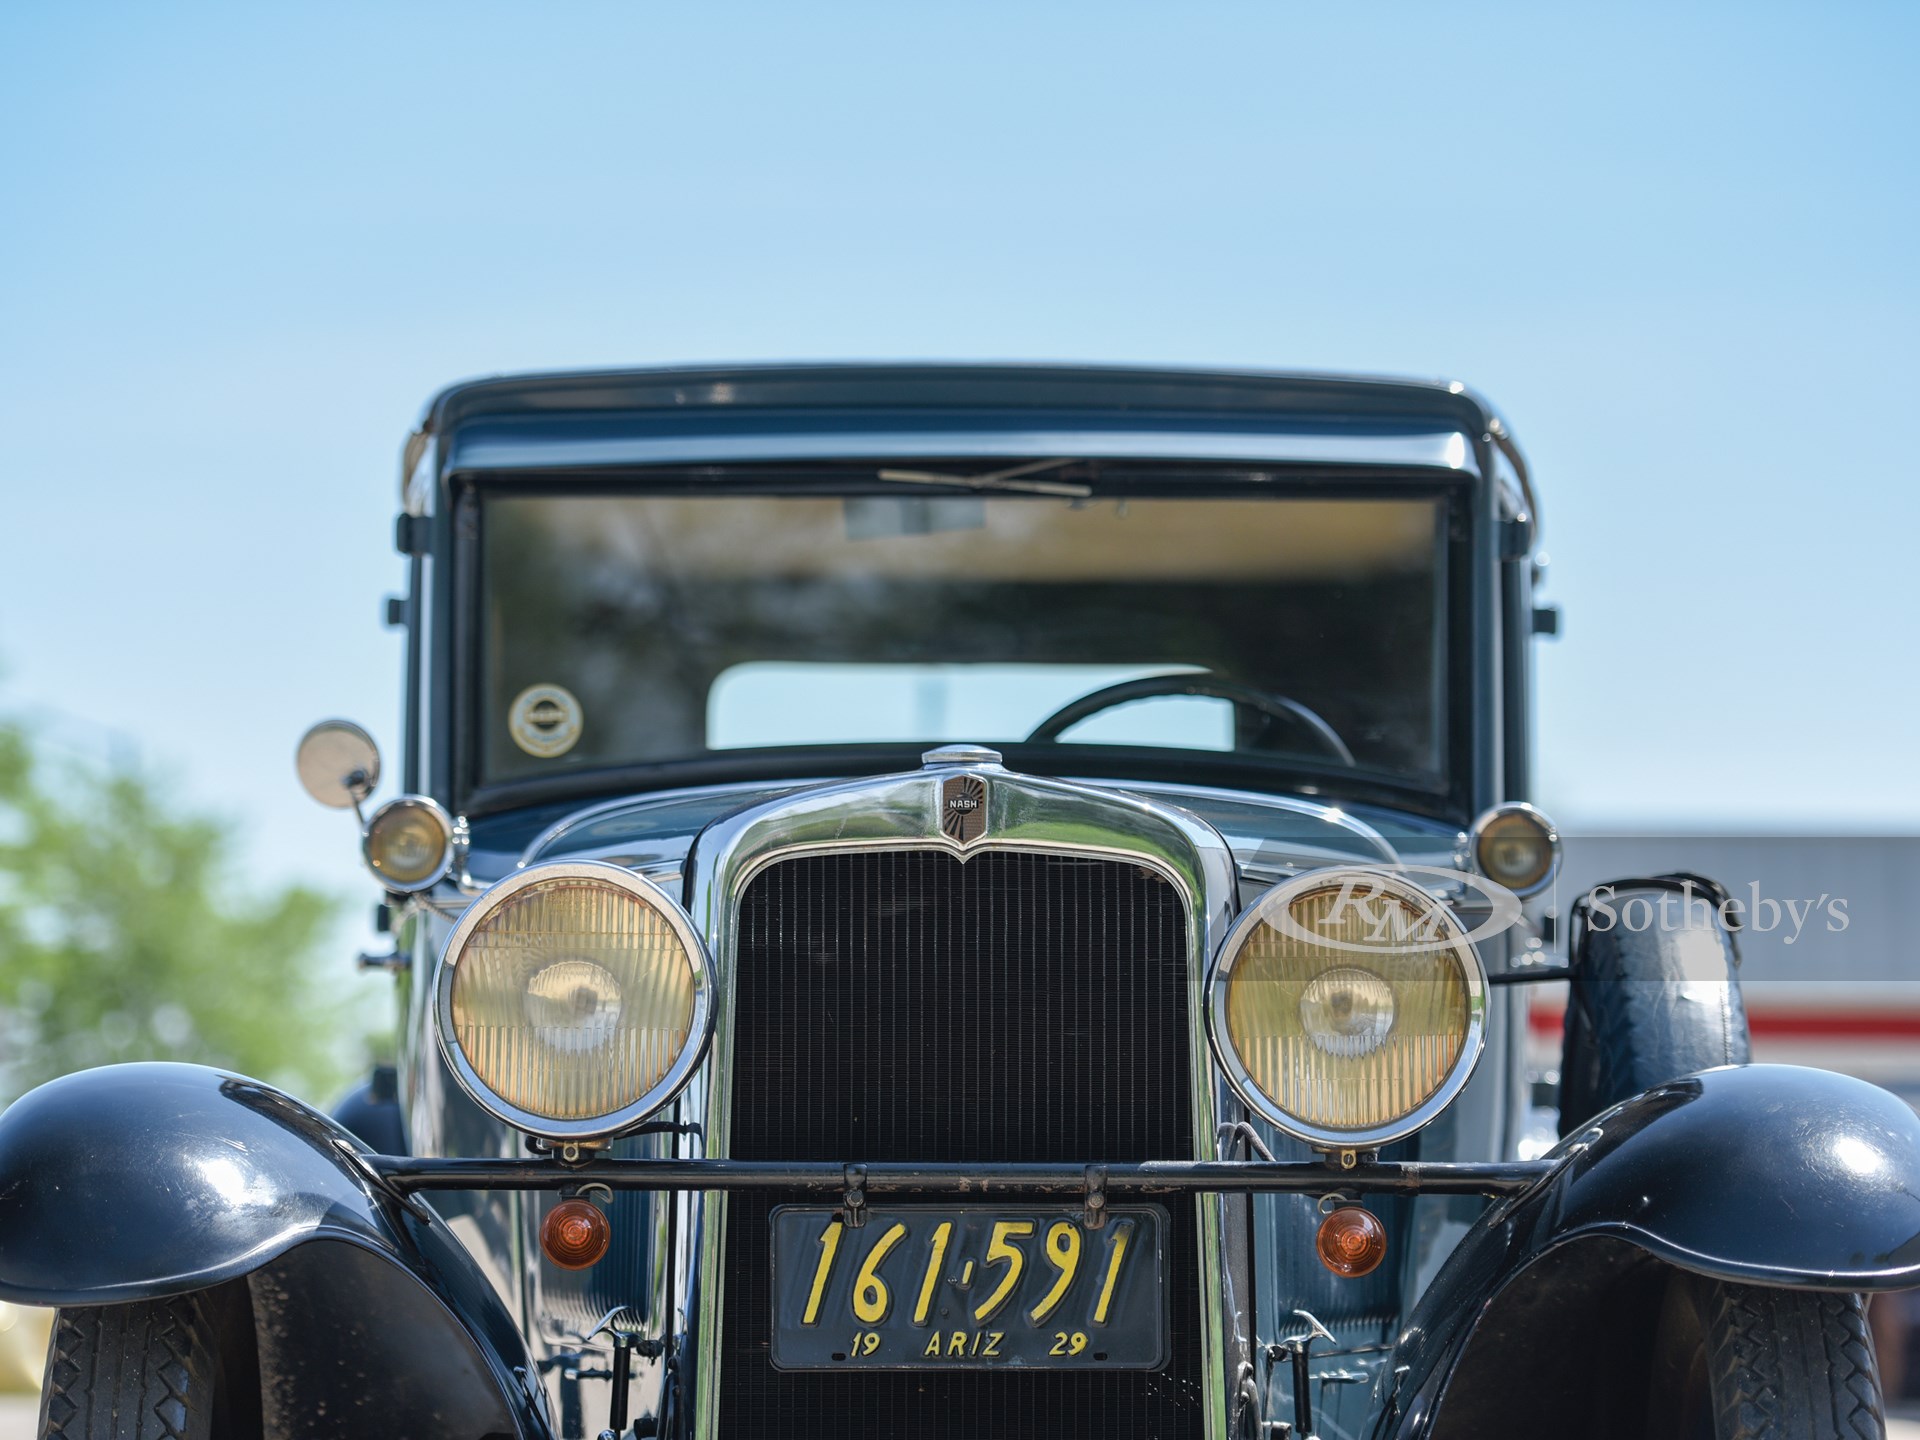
[2,2,1915,949]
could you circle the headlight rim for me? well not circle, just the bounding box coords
[433,859,715,1143]
[1206,866,1488,1151]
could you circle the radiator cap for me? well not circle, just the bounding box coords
[921,744,1003,769]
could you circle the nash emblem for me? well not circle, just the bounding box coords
[941,774,988,844]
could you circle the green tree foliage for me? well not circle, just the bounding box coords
[0,721,347,1105]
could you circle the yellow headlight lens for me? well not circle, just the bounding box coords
[444,867,706,1131]
[1215,870,1483,1144]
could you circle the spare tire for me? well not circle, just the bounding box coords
[1559,874,1750,1136]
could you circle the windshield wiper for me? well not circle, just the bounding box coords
[876,457,1092,498]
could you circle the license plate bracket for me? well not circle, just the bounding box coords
[768,1202,1169,1371]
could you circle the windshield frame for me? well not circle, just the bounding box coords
[441,462,1481,824]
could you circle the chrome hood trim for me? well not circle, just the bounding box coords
[502,772,1422,884]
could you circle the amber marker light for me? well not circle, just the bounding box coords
[1316,1206,1387,1278]
[541,1198,612,1270]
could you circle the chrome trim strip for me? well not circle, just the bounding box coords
[1205,867,1488,1151]
[1075,777,1405,864]
[516,780,814,867]
[682,759,1240,1440]
[431,860,717,1143]
[448,425,1481,476]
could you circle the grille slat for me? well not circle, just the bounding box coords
[721,849,1204,1440]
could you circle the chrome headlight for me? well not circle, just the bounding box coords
[1466,802,1560,898]
[362,795,454,892]
[434,861,714,1141]
[1208,868,1486,1150]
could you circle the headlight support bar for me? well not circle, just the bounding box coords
[368,1154,1553,1198]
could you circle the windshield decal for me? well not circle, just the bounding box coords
[509,684,584,759]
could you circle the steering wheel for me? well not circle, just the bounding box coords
[1023,671,1356,764]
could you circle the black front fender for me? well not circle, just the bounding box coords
[2,1062,424,1306]
[1540,1062,1920,1286]
[1383,1063,1920,1438]
[0,1062,549,1438]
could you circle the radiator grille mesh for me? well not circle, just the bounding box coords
[719,848,1204,1440]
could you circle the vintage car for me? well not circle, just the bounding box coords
[4,364,1915,1440]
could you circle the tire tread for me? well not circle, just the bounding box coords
[1702,1282,1884,1440]
[37,1297,213,1440]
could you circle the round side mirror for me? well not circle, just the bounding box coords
[295,720,382,809]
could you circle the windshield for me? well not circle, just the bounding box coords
[473,477,1454,796]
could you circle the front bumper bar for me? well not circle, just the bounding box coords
[368,1155,1553,1198]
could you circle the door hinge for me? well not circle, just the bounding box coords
[1499,514,1533,560]
[394,513,431,556]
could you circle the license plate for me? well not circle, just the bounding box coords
[768,1203,1169,1370]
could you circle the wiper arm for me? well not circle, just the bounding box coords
[876,457,1091,498]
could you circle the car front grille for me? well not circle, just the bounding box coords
[719,848,1203,1440]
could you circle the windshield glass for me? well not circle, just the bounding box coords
[475,481,1452,793]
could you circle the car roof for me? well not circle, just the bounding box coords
[409,362,1528,508]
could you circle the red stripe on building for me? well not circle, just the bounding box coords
[1529,1008,1920,1041]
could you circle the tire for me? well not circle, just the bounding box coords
[37,1287,258,1440]
[1648,1274,1885,1439]
[1559,874,1750,1136]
